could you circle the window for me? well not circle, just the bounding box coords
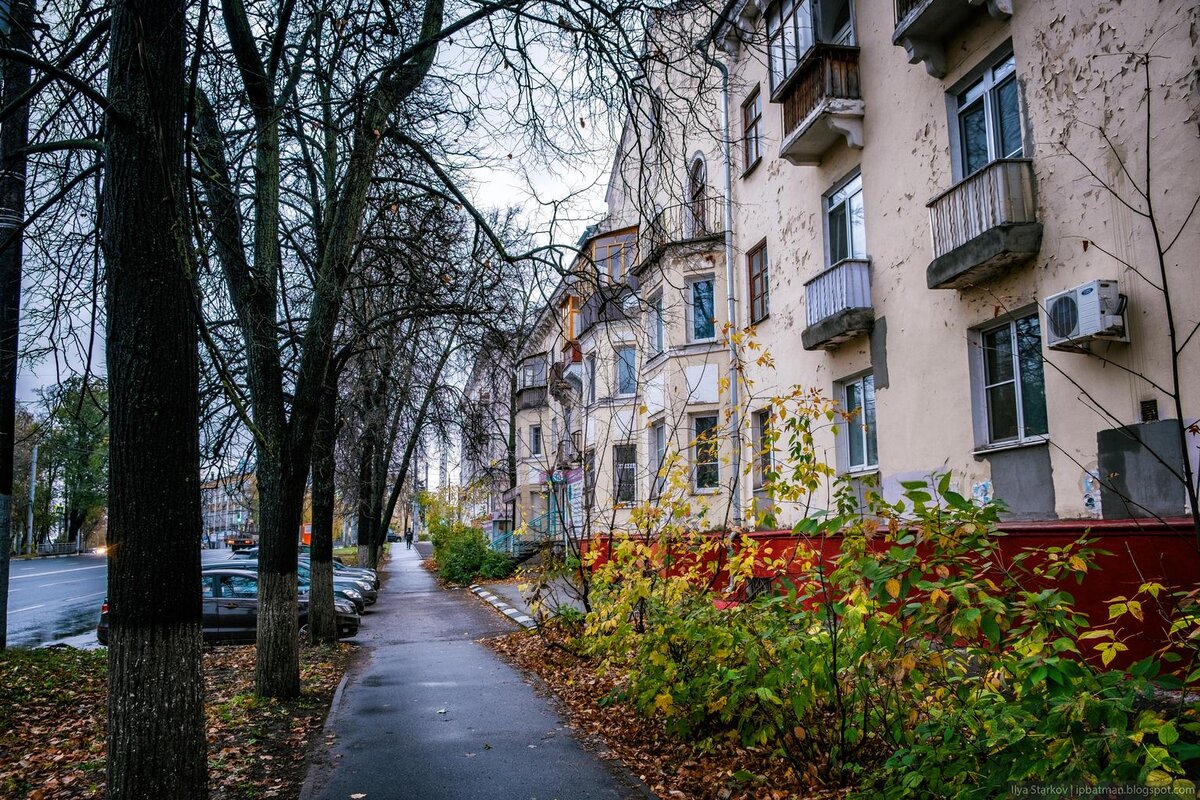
[688,158,709,236]
[563,295,580,340]
[592,229,637,283]
[614,444,637,504]
[519,356,546,389]
[978,314,1047,445]
[688,277,716,341]
[585,354,597,403]
[748,243,769,323]
[693,414,719,490]
[649,294,665,355]
[742,88,762,169]
[650,422,668,498]
[219,575,257,598]
[826,173,865,264]
[616,346,637,395]
[842,374,877,471]
[754,409,773,489]
[529,425,543,456]
[953,50,1021,179]
[584,449,596,508]
[766,0,854,91]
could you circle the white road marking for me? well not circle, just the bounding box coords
[12,564,105,580]
[11,604,46,614]
[60,591,106,605]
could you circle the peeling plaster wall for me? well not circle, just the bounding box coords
[720,0,1199,526]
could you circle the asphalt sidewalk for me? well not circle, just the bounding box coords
[301,544,653,800]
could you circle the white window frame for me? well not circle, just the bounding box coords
[753,408,774,489]
[648,293,665,355]
[529,424,542,457]
[613,444,637,505]
[824,172,866,266]
[692,413,720,491]
[968,309,1049,449]
[650,421,668,498]
[584,353,597,404]
[837,372,878,474]
[519,356,546,389]
[615,345,637,396]
[948,46,1022,181]
[686,276,717,343]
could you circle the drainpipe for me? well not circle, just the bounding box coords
[695,42,743,530]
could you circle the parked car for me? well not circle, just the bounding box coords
[202,561,368,613]
[97,568,359,645]
[299,555,378,589]
[232,546,346,566]
[229,559,378,604]
[225,534,256,551]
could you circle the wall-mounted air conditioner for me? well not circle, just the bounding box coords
[1044,279,1127,351]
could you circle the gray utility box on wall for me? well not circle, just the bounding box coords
[1097,420,1188,520]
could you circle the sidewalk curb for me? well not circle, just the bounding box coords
[468,584,538,629]
[297,656,354,800]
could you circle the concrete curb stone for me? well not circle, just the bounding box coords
[468,584,537,629]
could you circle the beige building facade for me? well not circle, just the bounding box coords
[473,0,1198,543]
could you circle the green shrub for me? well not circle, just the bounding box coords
[479,549,516,580]
[431,521,514,584]
[584,465,1200,795]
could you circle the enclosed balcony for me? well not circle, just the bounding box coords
[515,385,547,411]
[801,258,873,351]
[892,0,1012,78]
[926,158,1041,290]
[776,44,864,166]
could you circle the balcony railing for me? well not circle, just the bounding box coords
[801,258,874,350]
[639,196,725,261]
[926,158,1042,289]
[777,44,863,165]
[515,384,548,411]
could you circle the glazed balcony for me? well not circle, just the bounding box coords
[776,44,864,166]
[801,258,873,351]
[926,158,1041,290]
[893,0,1012,78]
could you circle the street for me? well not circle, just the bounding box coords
[5,548,239,648]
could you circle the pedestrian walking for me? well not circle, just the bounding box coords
[404,529,413,550]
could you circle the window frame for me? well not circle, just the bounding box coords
[742,86,763,172]
[692,413,720,491]
[592,228,637,283]
[529,424,543,457]
[970,311,1048,448]
[519,355,547,389]
[615,345,637,396]
[648,293,665,356]
[747,241,770,324]
[613,444,638,505]
[686,275,717,343]
[948,46,1022,182]
[839,372,878,473]
[753,408,774,489]
[584,353,597,404]
[824,172,866,266]
[688,157,709,237]
[650,421,668,498]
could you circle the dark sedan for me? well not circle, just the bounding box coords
[97,568,360,645]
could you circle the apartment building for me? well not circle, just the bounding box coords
[460,351,516,540]
[200,473,257,542]
[479,0,1198,544]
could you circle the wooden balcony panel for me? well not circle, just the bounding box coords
[777,45,864,166]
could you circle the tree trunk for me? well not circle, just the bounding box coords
[309,384,338,646]
[0,0,33,651]
[253,452,303,698]
[103,2,206,798]
[355,432,375,569]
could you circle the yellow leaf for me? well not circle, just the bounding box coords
[655,692,674,714]
[885,578,901,599]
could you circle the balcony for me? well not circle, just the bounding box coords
[893,0,1012,78]
[926,158,1041,290]
[634,196,724,273]
[801,259,873,351]
[515,384,547,411]
[776,44,864,166]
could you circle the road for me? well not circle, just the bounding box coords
[5,548,240,648]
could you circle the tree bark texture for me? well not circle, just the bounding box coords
[102,2,207,798]
[0,0,33,651]
[308,383,338,646]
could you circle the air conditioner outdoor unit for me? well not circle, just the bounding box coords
[1044,279,1127,351]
